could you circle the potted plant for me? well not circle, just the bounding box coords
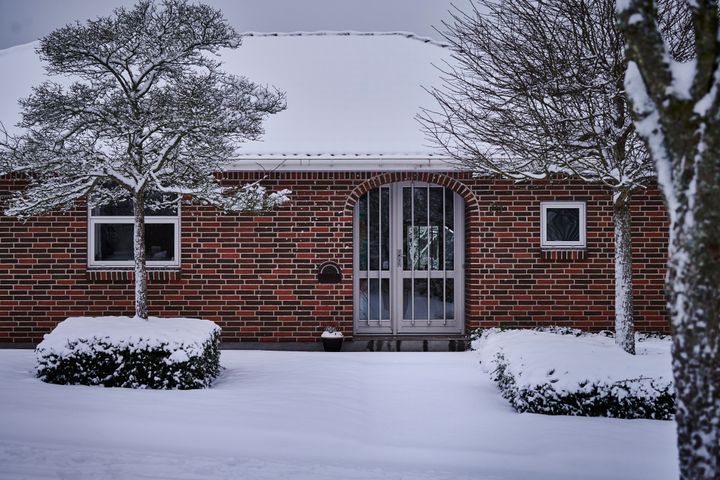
[321,326,344,352]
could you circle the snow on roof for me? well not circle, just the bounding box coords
[0,31,451,160]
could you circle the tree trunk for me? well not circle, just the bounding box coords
[668,160,720,479]
[616,2,720,476]
[613,196,636,355]
[133,190,148,320]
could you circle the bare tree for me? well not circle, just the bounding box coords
[0,0,288,320]
[420,0,691,354]
[618,1,720,478]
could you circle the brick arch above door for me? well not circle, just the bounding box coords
[344,172,480,220]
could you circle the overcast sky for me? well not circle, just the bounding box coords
[0,0,469,49]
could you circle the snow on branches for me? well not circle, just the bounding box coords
[419,0,692,198]
[0,0,289,319]
[2,0,287,219]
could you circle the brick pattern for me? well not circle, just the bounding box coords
[0,172,669,343]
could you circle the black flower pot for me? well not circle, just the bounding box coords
[322,337,343,352]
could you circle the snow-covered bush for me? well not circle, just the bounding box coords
[36,317,221,389]
[476,329,674,419]
[469,326,667,347]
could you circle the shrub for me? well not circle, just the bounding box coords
[36,317,221,389]
[489,351,675,419]
[476,329,675,420]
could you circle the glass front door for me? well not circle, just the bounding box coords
[355,182,464,335]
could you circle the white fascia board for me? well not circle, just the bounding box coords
[223,157,469,172]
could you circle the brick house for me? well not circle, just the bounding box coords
[0,32,668,345]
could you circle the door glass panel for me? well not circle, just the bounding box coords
[429,187,444,270]
[413,187,428,271]
[369,189,380,270]
[403,186,433,271]
[369,278,380,320]
[359,279,368,321]
[381,188,390,271]
[413,278,428,320]
[403,278,410,320]
[381,278,390,320]
[445,279,455,320]
[430,279,445,320]
[445,188,455,271]
[403,188,412,270]
[403,278,429,320]
[358,195,368,270]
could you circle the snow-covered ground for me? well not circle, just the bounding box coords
[0,350,677,480]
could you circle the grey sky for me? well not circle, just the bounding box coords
[0,0,468,49]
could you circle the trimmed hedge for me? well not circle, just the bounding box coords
[475,328,675,420]
[490,351,675,420]
[36,317,221,389]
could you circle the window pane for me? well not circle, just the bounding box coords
[94,224,133,261]
[146,223,175,261]
[546,208,580,242]
[92,200,133,217]
[145,203,179,216]
[94,223,175,262]
[91,194,178,217]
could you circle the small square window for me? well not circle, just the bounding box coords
[541,202,586,248]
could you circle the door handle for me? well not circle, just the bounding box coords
[396,249,403,268]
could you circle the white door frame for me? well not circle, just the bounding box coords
[353,181,465,336]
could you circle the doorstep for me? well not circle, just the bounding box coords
[220,337,469,352]
[351,336,469,352]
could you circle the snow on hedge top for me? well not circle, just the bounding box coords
[37,317,220,359]
[0,32,451,159]
[476,330,673,394]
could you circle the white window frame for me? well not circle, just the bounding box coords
[88,205,181,268]
[540,201,586,249]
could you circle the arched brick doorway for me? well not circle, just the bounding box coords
[346,174,478,336]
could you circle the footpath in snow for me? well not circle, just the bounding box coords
[0,349,677,480]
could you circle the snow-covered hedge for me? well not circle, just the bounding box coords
[36,317,221,389]
[474,329,674,419]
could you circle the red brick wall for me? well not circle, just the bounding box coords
[0,171,669,343]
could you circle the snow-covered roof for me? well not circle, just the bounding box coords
[0,31,452,161]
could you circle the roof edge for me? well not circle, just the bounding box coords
[240,31,450,48]
[223,157,466,172]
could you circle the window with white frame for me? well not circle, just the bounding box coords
[88,199,180,268]
[540,201,586,248]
